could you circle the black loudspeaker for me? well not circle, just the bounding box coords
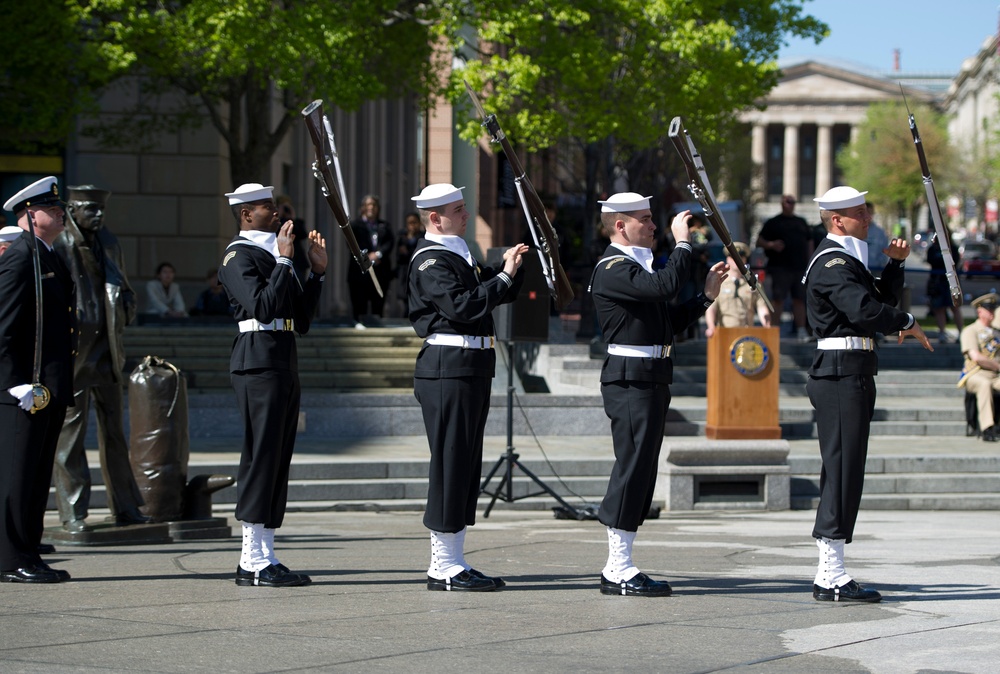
[487,247,550,342]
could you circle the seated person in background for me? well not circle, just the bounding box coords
[958,293,1000,442]
[704,241,772,338]
[190,269,233,316]
[146,262,188,317]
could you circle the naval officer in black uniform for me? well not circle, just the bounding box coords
[407,183,528,592]
[217,183,327,587]
[804,186,931,603]
[590,192,726,597]
[0,177,76,583]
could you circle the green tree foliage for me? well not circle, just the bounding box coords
[72,0,446,183]
[838,100,953,225]
[454,0,826,154]
[4,0,825,204]
[450,0,824,251]
[0,1,113,154]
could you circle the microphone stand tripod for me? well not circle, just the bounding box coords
[479,339,583,518]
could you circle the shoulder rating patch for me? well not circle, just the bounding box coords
[824,257,847,268]
[605,257,625,270]
[223,251,237,266]
[418,258,436,271]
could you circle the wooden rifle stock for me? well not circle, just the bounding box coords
[301,99,382,297]
[464,82,575,310]
[902,88,962,307]
[668,116,774,314]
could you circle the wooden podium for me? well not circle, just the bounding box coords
[705,326,781,439]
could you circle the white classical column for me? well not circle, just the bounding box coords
[815,123,833,197]
[849,124,859,146]
[751,123,766,199]
[782,124,800,198]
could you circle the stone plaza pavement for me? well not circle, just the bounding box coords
[1,505,998,673]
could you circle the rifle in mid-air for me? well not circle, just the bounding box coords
[301,99,383,297]
[902,87,962,307]
[668,116,774,314]
[464,81,575,310]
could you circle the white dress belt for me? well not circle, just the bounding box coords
[607,343,673,359]
[816,336,874,351]
[425,334,495,349]
[238,318,296,333]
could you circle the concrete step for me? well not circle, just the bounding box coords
[123,325,425,392]
[125,345,420,360]
[49,459,615,511]
[557,370,960,398]
[182,371,415,391]
[91,392,976,441]
[792,493,1000,510]
[60,446,1000,513]
[128,355,418,373]
[793,472,1000,496]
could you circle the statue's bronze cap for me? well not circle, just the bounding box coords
[66,185,111,207]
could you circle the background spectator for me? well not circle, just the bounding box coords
[347,194,394,326]
[146,262,187,317]
[190,269,233,317]
[394,211,424,312]
[757,195,813,340]
[926,237,963,343]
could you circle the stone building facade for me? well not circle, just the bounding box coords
[739,57,943,228]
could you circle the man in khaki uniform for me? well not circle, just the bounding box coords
[959,293,1000,442]
[704,242,771,338]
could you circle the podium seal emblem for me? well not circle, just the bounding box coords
[729,336,769,376]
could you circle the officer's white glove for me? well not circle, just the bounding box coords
[8,384,33,411]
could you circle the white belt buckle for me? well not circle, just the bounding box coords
[846,337,871,351]
[462,336,493,350]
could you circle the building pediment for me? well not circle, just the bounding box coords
[768,60,935,106]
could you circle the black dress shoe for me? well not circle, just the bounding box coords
[1,564,63,584]
[37,562,71,582]
[982,426,999,442]
[813,580,882,603]
[37,543,56,555]
[426,570,496,592]
[600,572,673,597]
[115,508,152,526]
[467,568,505,588]
[64,519,92,534]
[235,564,309,587]
[265,562,311,584]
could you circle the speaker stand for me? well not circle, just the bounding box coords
[480,340,582,518]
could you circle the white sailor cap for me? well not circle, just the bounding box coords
[411,183,465,209]
[813,186,868,210]
[3,176,64,213]
[225,183,274,205]
[598,192,652,213]
[0,225,22,243]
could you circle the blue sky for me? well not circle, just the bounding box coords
[780,0,999,73]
